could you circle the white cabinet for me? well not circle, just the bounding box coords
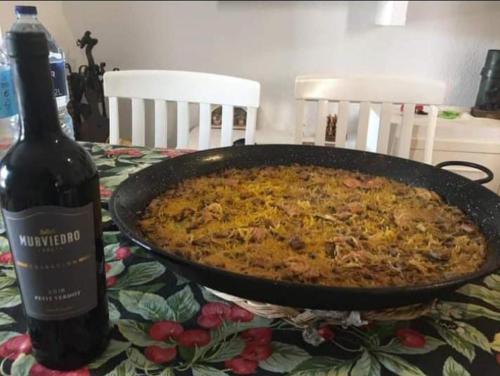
[409,111,500,192]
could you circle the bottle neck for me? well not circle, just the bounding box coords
[10,52,62,140]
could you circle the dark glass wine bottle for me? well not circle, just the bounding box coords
[0,31,109,370]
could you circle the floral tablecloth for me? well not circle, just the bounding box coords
[0,143,498,376]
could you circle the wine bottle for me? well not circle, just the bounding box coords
[0,31,109,370]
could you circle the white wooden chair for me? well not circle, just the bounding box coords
[103,70,260,150]
[294,76,446,163]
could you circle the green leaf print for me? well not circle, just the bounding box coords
[351,350,381,376]
[442,356,471,376]
[100,174,129,190]
[119,290,174,321]
[166,285,200,323]
[103,231,121,245]
[432,322,475,362]
[118,319,174,348]
[453,321,491,354]
[10,354,36,376]
[203,336,245,363]
[484,274,500,291]
[104,244,119,261]
[88,340,131,369]
[126,347,162,371]
[456,284,500,309]
[0,312,15,327]
[129,283,166,294]
[210,316,272,343]
[157,368,175,376]
[101,208,112,223]
[0,237,9,252]
[378,335,445,355]
[0,275,15,289]
[113,262,166,289]
[0,331,20,344]
[0,287,21,308]
[109,301,121,322]
[105,359,136,376]
[259,342,311,373]
[290,356,347,376]
[375,352,426,376]
[192,365,228,376]
[106,261,125,278]
[437,301,500,321]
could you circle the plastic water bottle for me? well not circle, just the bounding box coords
[10,5,74,139]
[0,41,18,158]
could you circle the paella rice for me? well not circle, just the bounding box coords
[138,165,487,288]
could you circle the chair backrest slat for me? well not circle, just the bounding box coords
[294,100,305,144]
[154,100,167,148]
[355,101,370,150]
[103,70,260,149]
[244,107,257,145]
[295,76,445,163]
[335,101,349,148]
[131,98,146,146]
[397,103,416,159]
[198,103,212,150]
[221,105,234,147]
[315,100,329,146]
[109,97,120,145]
[176,101,190,149]
[423,105,439,164]
[376,102,393,154]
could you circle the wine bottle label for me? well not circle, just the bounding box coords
[49,60,67,98]
[2,204,98,321]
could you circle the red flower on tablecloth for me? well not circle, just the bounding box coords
[176,329,211,347]
[240,342,272,361]
[318,324,335,341]
[29,364,89,376]
[158,149,193,158]
[0,334,31,360]
[240,328,272,346]
[106,276,117,288]
[144,345,177,364]
[396,328,426,348]
[114,246,131,260]
[197,313,223,329]
[496,353,500,366]
[228,306,254,322]
[105,148,142,158]
[148,320,184,341]
[99,185,112,198]
[0,252,12,264]
[225,358,258,375]
[201,302,232,319]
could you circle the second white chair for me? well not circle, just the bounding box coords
[294,76,446,164]
[103,70,260,150]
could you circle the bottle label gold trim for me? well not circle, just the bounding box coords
[2,203,98,320]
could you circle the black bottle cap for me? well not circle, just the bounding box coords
[15,5,38,16]
[5,31,48,58]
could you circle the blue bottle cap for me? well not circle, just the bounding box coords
[15,6,38,16]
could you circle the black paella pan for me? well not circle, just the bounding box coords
[109,145,500,310]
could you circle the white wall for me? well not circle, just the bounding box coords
[0,1,83,67]
[57,1,500,144]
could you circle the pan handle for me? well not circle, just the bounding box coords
[435,161,494,185]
